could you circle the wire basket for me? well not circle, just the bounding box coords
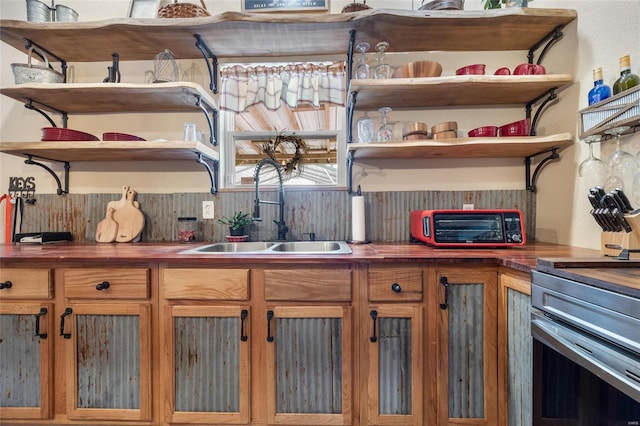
[157,0,209,18]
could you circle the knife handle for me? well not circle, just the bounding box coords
[614,188,634,212]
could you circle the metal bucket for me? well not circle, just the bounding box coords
[54,4,78,22]
[26,0,53,22]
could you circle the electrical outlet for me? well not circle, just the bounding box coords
[462,203,474,210]
[202,201,215,219]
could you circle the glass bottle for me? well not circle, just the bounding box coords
[612,55,640,95]
[587,67,611,105]
[356,112,374,143]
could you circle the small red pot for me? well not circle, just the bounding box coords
[499,119,531,137]
[468,126,499,137]
[513,63,546,75]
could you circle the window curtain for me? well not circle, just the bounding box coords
[220,62,345,113]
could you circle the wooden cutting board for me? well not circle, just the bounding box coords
[107,185,139,211]
[113,189,145,243]
[95,207,118,243]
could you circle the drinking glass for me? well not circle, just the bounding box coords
[376,107,394,142]
[354,42,371,79]
[578,135,607,186]
[606,126,638,191]
[374,41,392,79]
[356,112,374,143]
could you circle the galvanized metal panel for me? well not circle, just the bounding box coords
[378,317,412,415]
[0,314,41,408]
[173,316,240,412]
[76,314,140,409]
[26,190,534,242]
[448,284,484,418]
[275,317,342,414]
[507,289,532,426]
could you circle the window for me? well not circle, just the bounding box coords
[218,62,346,190]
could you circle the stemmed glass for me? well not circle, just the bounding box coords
[374,41,392,79]
[376,107,394,142]
[606,126,638,191]
[356,112,374,143]
[354,42,371,79]
[578,135,607,186]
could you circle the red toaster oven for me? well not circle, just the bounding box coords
[410,209,526,248]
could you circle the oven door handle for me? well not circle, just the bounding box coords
[532,311,640,403]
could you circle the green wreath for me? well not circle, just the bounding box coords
[259,132,308,178]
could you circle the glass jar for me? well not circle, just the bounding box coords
[177,216,197,243]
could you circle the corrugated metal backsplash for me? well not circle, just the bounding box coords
[16,190,535,242]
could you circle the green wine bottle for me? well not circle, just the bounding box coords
[612,54,640,95]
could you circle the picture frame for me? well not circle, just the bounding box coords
[128,0,160,18]
[242,0,329,13]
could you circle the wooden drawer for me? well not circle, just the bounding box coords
[264,268,352,302]
[63,268,149,299]
[0,268,52,300]
[368,267,423,302]
[163,268,249,300]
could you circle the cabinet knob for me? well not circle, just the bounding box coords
[96,281,110,291]
[0,281,12,290]
[391,282,402,293]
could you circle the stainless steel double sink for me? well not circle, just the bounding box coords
[179,240,352,255]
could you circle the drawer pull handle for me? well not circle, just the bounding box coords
[370,310,378,342]
[0,281,12,290]
[96,281,110,291]
[240,309,248,342]
[35,307,48,339]
[266,310,274,342]
[439,276,449,309]
[60,307,72,339]
[391,283,402,293]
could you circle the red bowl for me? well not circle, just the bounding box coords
[494,67,511,75]
[468,125,498,137]
[103,132,146,141]
[498,119,531,137]
[455,64,486,75]
[513,63,546,75]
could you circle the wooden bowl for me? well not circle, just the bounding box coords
[392,61,443,78]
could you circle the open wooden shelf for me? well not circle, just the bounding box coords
[349,75,573,109]
[0,140,219,162]
[348,133,573,160]
[0,82,217,113]
[0,8,577,60]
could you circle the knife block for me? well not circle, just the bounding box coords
[601,211,640,257]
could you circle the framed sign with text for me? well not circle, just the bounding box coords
[242,0,329,12]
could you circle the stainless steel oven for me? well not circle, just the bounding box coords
[531,269,640,425]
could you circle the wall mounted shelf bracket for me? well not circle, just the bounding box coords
[194,94,218,146]
[24,154,69,195]
[346,90,357,144]
[528,25,564,65]
[24,98,68,128]
[346,30,356,88]
[24,38,68,82]
[194,34,218,94]
[347,150,354,193]
[197,153,219,194]
[526,89,558,136]
[525,147,559,193]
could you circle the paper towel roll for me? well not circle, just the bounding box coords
[352,195,366,242]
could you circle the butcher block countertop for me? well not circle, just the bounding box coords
[0,241,605,273]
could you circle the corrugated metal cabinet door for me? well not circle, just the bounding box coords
[436,268,498,426]
[163,305,251,424]
[62,303,152,421]
[0,303,53,420]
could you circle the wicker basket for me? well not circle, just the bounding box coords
[11,46,64,84]
[157,0,209,18]
[341,1,372,12]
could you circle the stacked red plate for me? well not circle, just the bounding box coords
[41,127,99,141]
[102,132,146,141]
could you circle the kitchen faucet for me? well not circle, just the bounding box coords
[253,158,288,241]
